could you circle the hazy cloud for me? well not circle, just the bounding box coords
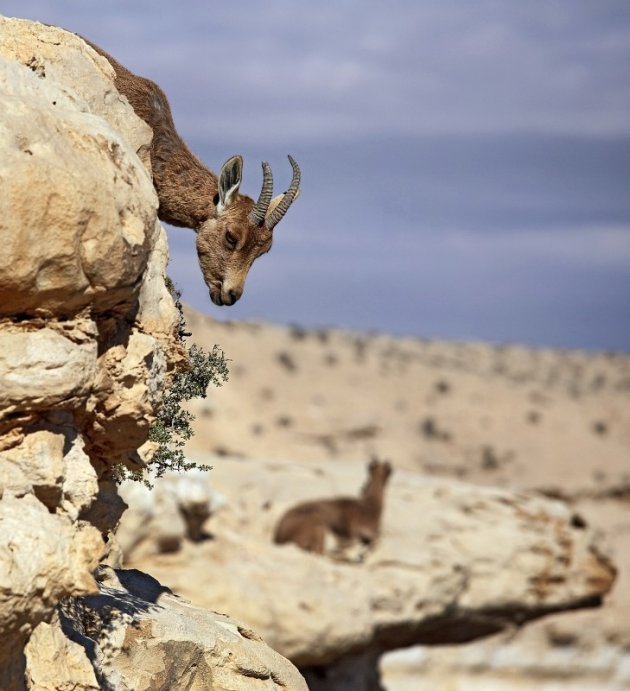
[12,1,630,143]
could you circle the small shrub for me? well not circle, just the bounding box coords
[251,423,264,436]
[259,387,275,401]
[148,342,229,480]
[344,424,380,440]
[480,445,515,471]
[420,417,438,439]
[116,280,229,485]
[316,329,329,344]
[353,337,367,361]
[434,379,451,395]
[289,324,308,341]
[419,417,451,442]
[526,410,541,425]
[276,351,297,373]
[480,445,500,470]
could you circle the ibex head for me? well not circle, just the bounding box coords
[195,155,301,306]
[365,457,393,489]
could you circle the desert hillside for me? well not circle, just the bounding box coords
[184,306,630,495]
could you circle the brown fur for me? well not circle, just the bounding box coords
[274,459,393,555]
[83,37,297,306]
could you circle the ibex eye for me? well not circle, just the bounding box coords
[225,230,237,249]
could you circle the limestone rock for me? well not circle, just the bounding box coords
[0,493,102,684]
[0,53,157,317]
[25,616,99,691]
[0,322,97,415]
[0,16,182,466]
[50,568,308,691]
[124,456,616,672]
[0,16,181,687]
[382,494,630,691]
[117,469,225,560]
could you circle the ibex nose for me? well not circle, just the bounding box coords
[225,287,242,305]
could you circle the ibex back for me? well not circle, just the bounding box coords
[84,37,300,306]
[274,459,393,556]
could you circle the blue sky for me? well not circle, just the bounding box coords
[8,1,630,349]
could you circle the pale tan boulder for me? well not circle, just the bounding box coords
[0,493,102,682]
[382,495,630,691]
[1,428,66,506]
[0,322,97,413]
[49,568,307,691]
[125,456,616,677]
[25,616,100,691]
[0,55,157,317]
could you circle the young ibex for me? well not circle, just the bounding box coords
[274,459,393,556]
[85,38,300,306]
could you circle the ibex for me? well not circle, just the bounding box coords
[274,459,393,556]
[84,37,300,306]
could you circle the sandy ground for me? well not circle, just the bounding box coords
[183,306,629,495]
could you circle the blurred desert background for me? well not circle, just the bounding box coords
[114,306,630,690]
[182,307,630,493]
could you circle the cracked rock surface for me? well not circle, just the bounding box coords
[50,568,307,691]
[0,16,180,687]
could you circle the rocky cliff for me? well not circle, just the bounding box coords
[0,17,306,690]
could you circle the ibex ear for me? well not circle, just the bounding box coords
[217,155,243,213]
[265,189,300,225]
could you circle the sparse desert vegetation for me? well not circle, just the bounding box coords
[185,308,630,496]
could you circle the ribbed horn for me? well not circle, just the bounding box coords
[265,155,301,230]
[248,161,274,226]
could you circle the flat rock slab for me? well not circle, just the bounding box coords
[125,456,616,667]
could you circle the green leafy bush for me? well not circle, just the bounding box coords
[117,280,229,485]
[148,342,229,479]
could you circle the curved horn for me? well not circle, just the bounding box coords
[248,161,274,226]
[265,155,301,230]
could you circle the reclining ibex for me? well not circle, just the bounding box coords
[274,458,393,556]
[84,37,300,306]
